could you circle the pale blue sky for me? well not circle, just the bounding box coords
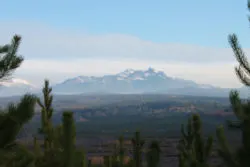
[1,0,250,87]
[1,0,249,46]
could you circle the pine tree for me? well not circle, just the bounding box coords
[118,135,125,167]
[104,156,113,167]
[146,140,161,167]
[216,91,250,167]
[131,130,145,167]
[54,124,64,149]
[62,111,75,167]
[0,95,37,167]
[0,95,37,148]
[88,159,92,167]
[81,150,88,167]
[34,79,87,167]
[33,136,42,157]
[34,80,82,167]
[35,110,79,167]
[37,79,54,150]
[0,35,37,167]
[178,114,213,167]
[215,1,250,167]
[110,142,119,167]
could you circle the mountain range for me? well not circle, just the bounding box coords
[0,68,249,97]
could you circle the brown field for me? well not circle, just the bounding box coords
[17,135,237,167]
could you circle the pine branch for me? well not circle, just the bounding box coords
[216,126,239,167]
[229,90,245,120]
[0,94,36,148]
[0,35,24,81]
[0,44,9,53]
[62,111,75,167]
[178,114,213,167]
[229,34,250,86]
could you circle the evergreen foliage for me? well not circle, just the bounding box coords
[0,94,37,148]
[228,33,250,86]
[146,140,161,167]
[0,35,24,81]
[0,35,37,167]
[216,91,250,167]
[106,142,119,167]
[37,80,54,150]
[104,156,113,167]
[34,80,83,167]
[81,150,88,167]
[215,1,250,167]
[178,114,213,167]
[63,111,75,167]
[131,130,145,167]
[118,135,125,167]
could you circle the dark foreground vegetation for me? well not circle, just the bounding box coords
[2,1,250,167]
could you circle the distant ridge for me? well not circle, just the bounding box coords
[51,68,248,98]
[0,68,248,98]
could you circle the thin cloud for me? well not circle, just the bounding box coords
[0,21,245,88]
[0,21,244,63]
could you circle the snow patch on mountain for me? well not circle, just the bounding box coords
[0,68,245,97]
[116,69,135,79]
[0,78,36,88]
[114,67,167,81]
[59,68,190,85]
[133,77,144,80]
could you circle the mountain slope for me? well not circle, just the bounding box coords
[52,68,196,93]
[52,68,247,97]
[0,68,248,97]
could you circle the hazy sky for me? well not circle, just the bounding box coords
[1,0,250,88]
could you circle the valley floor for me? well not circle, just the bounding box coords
[19,134,240,167]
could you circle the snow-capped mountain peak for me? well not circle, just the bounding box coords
[115,67,167,81]
[52,67,233,96]
[0,68,247,97]
[146,67,155,73]
[61,68,170,85]
[117,69,135,78]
